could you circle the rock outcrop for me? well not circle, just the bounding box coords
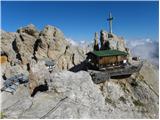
[93,32,99,51]
[1,24,86,74]
[99,30,127,52]
[0,24,159,119]
[1,62,159,118]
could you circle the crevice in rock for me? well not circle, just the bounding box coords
[72,53,75,66]
[19,34,24,41]
[46,44,50,58]
[16,53,22,62]
[26,63,30,72]
[12,38,22,62]
[12,39,19,53]
[64,45,69,55]
[32,38,42,62]
[2,73,7,80]
[31,80,48,97]
[53,30,56,37]
[40,96,68,119]
[32,56,38,62]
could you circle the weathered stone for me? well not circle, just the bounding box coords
[0,25,158,119]
[1,65,159,119]
[99,30,127,52]
[1,24,86,71]
[17,24,39,38]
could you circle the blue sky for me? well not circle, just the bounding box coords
[1,1,159,42]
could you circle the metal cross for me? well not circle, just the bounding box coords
[107,12,114,34]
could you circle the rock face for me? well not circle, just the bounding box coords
[1,24,86,75]
[1,71,105,119]
[99,30,127,52]
[1,62,159,118]
[93,32,99,51]
[0,24,86,99]
[0,25,159,119]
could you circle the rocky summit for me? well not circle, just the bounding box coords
[1,24,86,71]
[0,24,159,119]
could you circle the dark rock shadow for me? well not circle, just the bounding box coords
[12,39,19,53]
[69,61,88,72]
[2,74,7,80]
[69,60,100,72]
[32,38,42,62]
[12,38,22,62]
[110,74,131,79]
[31,81,48,97]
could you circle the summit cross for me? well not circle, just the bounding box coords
[107,12,114,34]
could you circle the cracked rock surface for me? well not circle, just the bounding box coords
[0,25,159,119]
[1,64,159,118]
[1,24,86,71]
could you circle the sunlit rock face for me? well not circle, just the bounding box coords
[1,64,159,118]
[0,25,159,119]
[1,24,86,72]
[99,30,127,52]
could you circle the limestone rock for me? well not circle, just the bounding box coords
[96,61,158,118]
[17,24,39,38]
[100,30,127,52]
[1,24,86,71]
[1,71,106,119]
[93,32,99,51]
[1,30,17,63]
[1,25,158,119]
[1,62,159,119]
[139,60,159,94]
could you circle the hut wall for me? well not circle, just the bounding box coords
[99,55,127,65]
[117,56,127,62]
[99,56,117,65]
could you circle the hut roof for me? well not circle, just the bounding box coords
[87,50,128,57]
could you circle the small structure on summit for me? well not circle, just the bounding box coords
[86,12,143,84]
[89,12,128,69]
[87,50,128,69]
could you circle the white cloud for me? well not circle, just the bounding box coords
[127,38,159,67]
[80,40,85,44]
[66,38,78,46]
[146,38,152,43]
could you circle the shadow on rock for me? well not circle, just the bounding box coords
[31,81,48,97]
[110,74,131,79]
[69,61,88,72]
